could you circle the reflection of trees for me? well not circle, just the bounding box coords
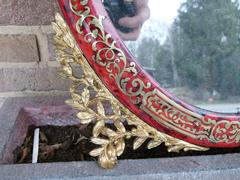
[171,0,240,98]
[130,0,240,100]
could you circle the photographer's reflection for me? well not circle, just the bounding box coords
[104,0,150,41]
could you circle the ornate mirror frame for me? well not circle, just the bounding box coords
[53,0,240,169]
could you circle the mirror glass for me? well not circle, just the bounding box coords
[106,0,240,113]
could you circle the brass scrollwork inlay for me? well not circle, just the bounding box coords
[53,12,208,169]
[67,0,240,145]
[142,89,240,143]
[70,0,151,105]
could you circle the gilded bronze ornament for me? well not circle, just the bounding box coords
[53,0,240,169]
[53,13,208,169]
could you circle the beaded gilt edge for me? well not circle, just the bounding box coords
[52,13,208,169]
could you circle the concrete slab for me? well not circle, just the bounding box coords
[0,96,71,163]
[0,153,240,180]
[0,96,240,180]
[0,97,6,109]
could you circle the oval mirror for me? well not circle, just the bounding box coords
[124,0,240,114]
[55,0,240,168]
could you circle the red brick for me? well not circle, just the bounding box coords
[0,0,57,25]
[47,34,57,61]
[0,68,71,92]
[0,35,39,63]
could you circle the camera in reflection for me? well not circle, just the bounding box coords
[103,0,136,33]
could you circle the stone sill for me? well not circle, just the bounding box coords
[0,96,240,180]
[1,154,240,180]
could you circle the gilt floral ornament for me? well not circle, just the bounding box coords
[53,0,240,169]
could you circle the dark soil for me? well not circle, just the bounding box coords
[13,125,240,164]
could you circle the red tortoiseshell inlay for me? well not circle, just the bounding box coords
[57,0,240,148]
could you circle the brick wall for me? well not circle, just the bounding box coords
[0,0,70,99]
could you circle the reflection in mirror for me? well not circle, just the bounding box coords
[112,0,240,113]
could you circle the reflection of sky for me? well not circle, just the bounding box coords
[135,0,187,44]
[149,0,186,25]
[127,1,240,112]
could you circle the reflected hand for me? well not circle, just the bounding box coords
[118,0,150,41]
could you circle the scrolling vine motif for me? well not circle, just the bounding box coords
[53,12,208,169]
[67,0,240,144]
[141,90,240,143]
[70,0,151,104]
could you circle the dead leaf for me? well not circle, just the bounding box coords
[17,147,29,163]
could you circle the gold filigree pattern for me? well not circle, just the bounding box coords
[53,13,208,169]
[68,0,240,144]
[70,0,151,105]
[142,89,240,143]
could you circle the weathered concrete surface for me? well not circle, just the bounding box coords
[0,98,6,109]
[0,96,69,163]
[0,154,240,180]
[0,97,240,180]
